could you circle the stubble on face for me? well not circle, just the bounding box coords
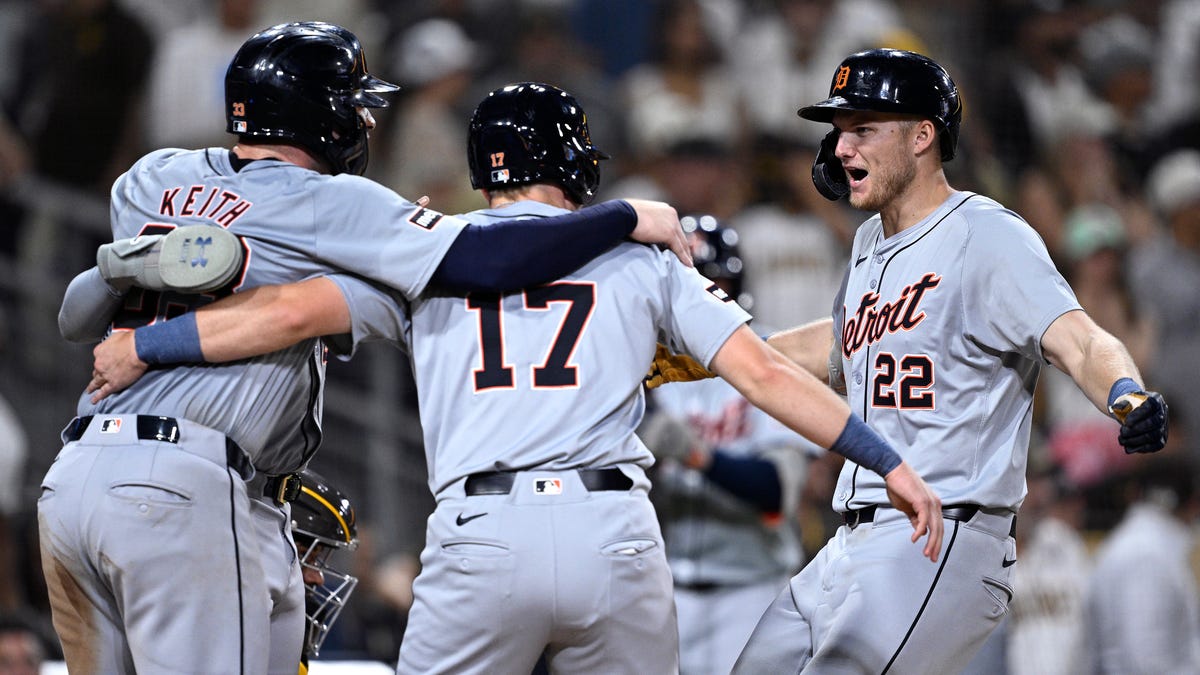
[848,121,918,212]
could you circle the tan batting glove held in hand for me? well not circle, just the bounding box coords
[1108,392,1148,424]
[644,342,716,389]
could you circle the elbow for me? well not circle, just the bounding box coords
[736,351,799,406]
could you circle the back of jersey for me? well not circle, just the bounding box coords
[82,148,464,472]
[407,201,750,496]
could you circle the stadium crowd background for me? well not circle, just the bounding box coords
[0,0,1197,671]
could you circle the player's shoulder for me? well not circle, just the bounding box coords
[954,192,1052,255]
[954,192,1031,233]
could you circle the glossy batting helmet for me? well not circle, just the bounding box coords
[225,22,400,176]
[467,82,609,205]
[682,214,751,310]
[799,48,962,162]
[291,468,358,657]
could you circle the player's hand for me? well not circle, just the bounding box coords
[87,330,149,403]
[883,461,943,562]
[624,199,693,267]
[1111,389,1169,454]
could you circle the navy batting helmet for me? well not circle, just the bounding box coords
[799,48,962,161]
[467,82,609,205]
[682,215,750,310]
[224,22,400,176]
[291,468,358,657]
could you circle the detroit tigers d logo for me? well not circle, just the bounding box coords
[833,66,851,91]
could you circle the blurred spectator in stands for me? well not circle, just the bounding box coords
[377,18,479,216]
[471,7,623,170]
[979,2,1114,185]
[145,0,261,150]
[0,374,28,613]
[1005,465,1090,675]
[1084,457,1200,673]
[1129,150,1200,460]
[3,0,153,194]
[1042,204,1152,487]
[731,138,850,330]
[603,136,747,223]
[619,0,748,168]
[732,0,915,147]
[0,613,51,675]
[1146,0,1200,139]
[1076,6,1161,188]
[568,0,659,79]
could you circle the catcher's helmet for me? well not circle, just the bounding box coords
[467,82,609,205]
[799,48,962,162]
[291,468,358,657]
[682,215,750,310]
[224,22,400,176]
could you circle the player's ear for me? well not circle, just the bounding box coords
[913,120,937,156]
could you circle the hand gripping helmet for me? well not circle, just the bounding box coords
[224,22,400,176]
[798,49,962,200]
[682,214,751,310]
[467,82,609,205]
[291,468,359,657]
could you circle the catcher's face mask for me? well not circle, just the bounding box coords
[299,539,359,656]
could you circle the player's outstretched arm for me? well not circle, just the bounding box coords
[710,325,944,560]
[88,277,351,401]
[765,317,836,382]
[1042,309,1168,454]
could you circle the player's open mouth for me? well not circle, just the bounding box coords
[846,167,868,186]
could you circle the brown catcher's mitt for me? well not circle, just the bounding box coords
[644,342,716,389]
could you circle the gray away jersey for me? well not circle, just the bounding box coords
[831,192,1080,512]
[78,148,467,473]
[354,200,753,496]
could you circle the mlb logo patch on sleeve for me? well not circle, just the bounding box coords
[408,207,444,230]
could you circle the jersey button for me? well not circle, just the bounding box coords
[875,254,884,263]
[854,373,863,385]
[869,279,877,289]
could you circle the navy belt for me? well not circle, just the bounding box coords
[464,467,633,496]
[64,415,252,480]
[844,504,981,528]
[843,504,1018,537]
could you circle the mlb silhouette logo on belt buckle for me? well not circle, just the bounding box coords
[100,418,122,433]
[534,478,563,495]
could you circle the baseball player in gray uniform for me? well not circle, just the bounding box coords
[733,49,1170,673]
[81,82,945,674]
[640,216,815,675]
[42,24,689,675]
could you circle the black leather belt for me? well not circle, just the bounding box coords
[255,473,303,505]
[843,504,983,529]
[464,467,633,496]
[64,415,252,480]
[675,581,722,593]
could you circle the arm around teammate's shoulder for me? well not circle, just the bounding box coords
[431,199,691,292]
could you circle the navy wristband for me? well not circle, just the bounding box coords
[1107,377,1141,410]
[135,313,204,365]
[830,415,903,476]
